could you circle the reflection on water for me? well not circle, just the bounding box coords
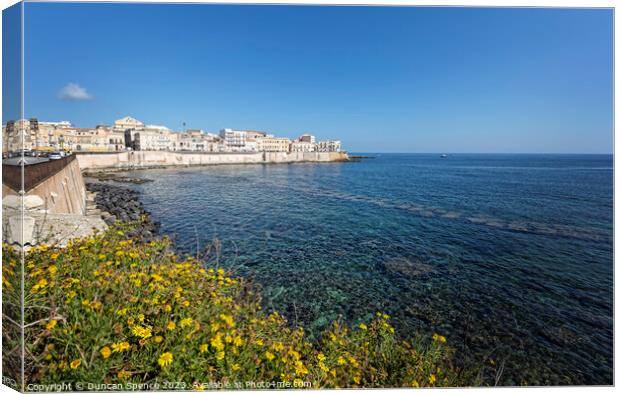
[125,154,612,385]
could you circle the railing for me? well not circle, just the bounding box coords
[2,154,76,192]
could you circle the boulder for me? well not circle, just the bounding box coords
[23,195,45,210]
[7,215,36,246]
[2,195,21,210]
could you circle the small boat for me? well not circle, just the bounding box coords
[440,154,448,158]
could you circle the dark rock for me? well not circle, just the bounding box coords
[86,181,159,243]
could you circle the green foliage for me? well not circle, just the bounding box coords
[2,220,471,388]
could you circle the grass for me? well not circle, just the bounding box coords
[2,219,476,389]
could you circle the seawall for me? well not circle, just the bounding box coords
[3,155,86,215]
[2,155,106,247]
[76,151,349,170]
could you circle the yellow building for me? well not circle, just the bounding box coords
[256,136,292,152]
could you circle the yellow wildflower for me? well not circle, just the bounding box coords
[294,360,308,376]
[216,351,225,360]
[158,352,173,368]
[117,370,131,380]
[232,363,241,371]
[180,317,193,327]
[219,313,235,328]
[210,334,224,351]
[111,341,130,353]
[432,333,447,343]
[199,344,208,353]
[167,321,176,331]
[131,325,152,339]
[429,374,437,384]
[154,336,163,344]
[46,319,57,330]
[337,356,347,365]
[265,351,275,361]
[70,359,81,369]
[359,323,367,330]
[100,346,111,359]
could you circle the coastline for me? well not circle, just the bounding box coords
[85,180,159,240]
[76,150,350,171]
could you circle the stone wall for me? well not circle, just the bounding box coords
[2,157,101,248]
[76,151,349,170]
[3,157,87,215]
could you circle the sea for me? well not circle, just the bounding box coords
[122,153,613,385]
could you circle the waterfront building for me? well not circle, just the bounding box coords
[173,129,222,152]
[113,116,145,132]
[256,136,292,152]
[298,133,316,144]
[290,141,317,152]
[220,128,248,152]
[2,116,343,154]
[317,140,342,152]
[99,126,125,151]
[134,125,175,151]
[40,120,72,128]
[246,130,267,140]
[3,118,39,152]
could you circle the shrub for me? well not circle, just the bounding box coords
[2,220,469,389]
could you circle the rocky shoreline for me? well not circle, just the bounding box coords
[85,182,160,242]
[84,171,154,184]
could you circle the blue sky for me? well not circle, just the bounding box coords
[9,4,615,153]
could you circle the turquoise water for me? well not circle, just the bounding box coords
[125,154,612,385]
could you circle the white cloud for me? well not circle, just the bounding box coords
[58,83,93,101]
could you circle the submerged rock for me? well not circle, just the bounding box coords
[382,256,435,278]
[84,171,154,184]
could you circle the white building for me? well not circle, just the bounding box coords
[39,120,72,129]
[220,128,248,152]
[298,134,316,144]
[290,141,317,152]
[317,140,342,152]
[135,130,174,151]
